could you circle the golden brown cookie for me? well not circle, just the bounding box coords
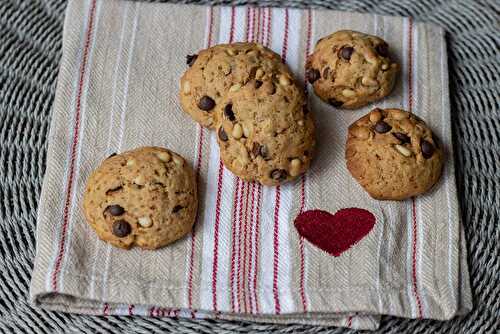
[82,147,197,249]
[306,30,399,109]
[346,108,443,200]
[180,42,284,128]
[180,42,315,185]
[216,72,315,186]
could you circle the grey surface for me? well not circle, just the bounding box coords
[0,0,498,333]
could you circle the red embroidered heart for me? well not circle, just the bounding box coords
[294,208,376,257]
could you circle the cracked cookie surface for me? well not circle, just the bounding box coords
[346,108,443,200]
[83,147,197,249]
[306,30,399,109]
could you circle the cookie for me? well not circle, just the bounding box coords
[346,108,443,200]
[180,42,286,128]
[306,30,399,109]
[82,147,197,249]
[216,72,315,186]
[180,42,315,185]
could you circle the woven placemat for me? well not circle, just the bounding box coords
[0,0,498,333]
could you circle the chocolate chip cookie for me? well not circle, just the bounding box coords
[346,108,443,200]
[180,42,315,185]
[83,147,197,249]
[306,30,399,109]
[180,42,284,128]
[216,72,315,186]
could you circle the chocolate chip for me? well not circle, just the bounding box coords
[224,103,235,121]
[259,145,269,158]
[105,186,123,195]
[392,132,411,144]
[106,205,125,216]
[172,205,183,213]
[339,46,354,60]
[251,143,269,158]
[374,121,392,134]
[107,153,117,159]
[421,139,435,159]
[218,126,228,142]
[328,98,343,107]
[197,96,215,111]
[306,68,320,84]
[186,54,198,67]
[322,67,330,79]
[271,169,287,181]
[252,142,261,157]
[303,105,309,114]
[112,220,131,238]
[269,83,276,95]
[375,43,389,57]
[255,80,263,88]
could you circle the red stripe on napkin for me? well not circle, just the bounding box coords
[187,6,214,312]
[298,7,313,313]
[407,17,424,318]
[52,0,97,292]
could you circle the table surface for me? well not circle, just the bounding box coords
[0,0,498,333]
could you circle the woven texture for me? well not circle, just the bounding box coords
[0,0,498,333]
